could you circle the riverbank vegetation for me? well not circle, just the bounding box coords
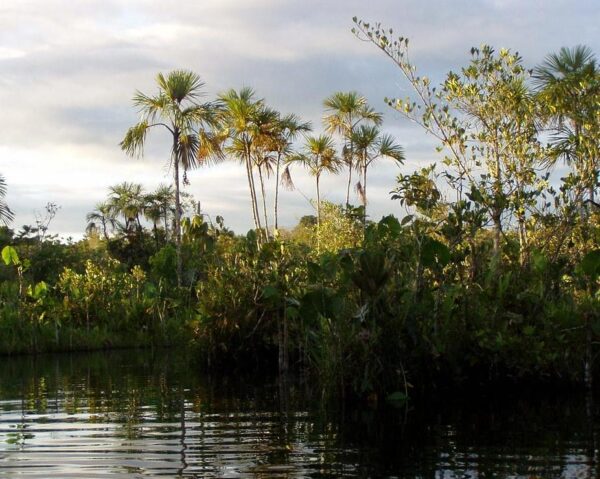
[1,22,598,401]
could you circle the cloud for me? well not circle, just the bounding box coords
[0,0,598,236]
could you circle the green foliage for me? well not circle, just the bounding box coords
[2,245,19,266]
[149,245,178,286]
[1,40,599,403]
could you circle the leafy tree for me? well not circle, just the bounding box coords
[121,70,222,284]
[352,21,545,265]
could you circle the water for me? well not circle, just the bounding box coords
[0,350,598,478]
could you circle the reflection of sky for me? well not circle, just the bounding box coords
[0,350,598,478]
[0,0,598,237]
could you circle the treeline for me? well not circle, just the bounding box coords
[0,22,598,401]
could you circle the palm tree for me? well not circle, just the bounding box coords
[0,174,14,225]
[151,184,175,241]
[120,70,221,284]
[288,134,341,228]
[218,87,268,242]
[271,114,312,230]
[534,46,599,208]
[323,92,383,205]
[352,125,404,220]
[250,106,280,237]
[86,201,115,240]
[535,46,599,391]
[107,182,145,235]
[144,193,164,248]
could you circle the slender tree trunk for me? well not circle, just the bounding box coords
[316,175,321,227]
[345,162,352,206]
[163,210,169,243]
[173,136,183,286]
[244,149,263,245]
[492,213,502,263]
[258,165,270,240]
[345,135,355,206]
[517,214,527,266]
[316,174,321,252]
[274,152,282,230]
[363,163,368,225]
[102,218,108,241]
[249,167,263,242]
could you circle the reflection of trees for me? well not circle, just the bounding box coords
[0,353,598,478]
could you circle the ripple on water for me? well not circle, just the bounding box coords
[0,351,598,478]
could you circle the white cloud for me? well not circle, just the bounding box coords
[0,0,598,235]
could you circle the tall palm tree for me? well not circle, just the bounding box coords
[218,87,267,242]
[86,201,116,240]
[323,92,383,206]
[288,134,341,228]
[352,125,404,220]
[534,46,599,208]
[271,114,312,230]
[0,174,14,225]
[535,46,599,391]
[120,70,221,284]
[250,106,280,237]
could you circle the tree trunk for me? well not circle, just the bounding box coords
[173,136,183,286]
[316,175,321,227]
[493,213,502,264]
[164,210,169,243]
[316,174,321,252]
[517,214,528,267]
[363,163,368,226]
[244,150,262,245]
[345,162,353,206]
[102,218,108,241]
[258,165,270,240]
[274,152,282,230]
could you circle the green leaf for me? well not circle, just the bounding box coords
[421,238,451,268]
[1,246,19,266]
[531,249,548,273]
[262,284,280,301]
[401,215,414,226]
[578,250,600,278]
[378,215,401,237]
[33,281,48,299]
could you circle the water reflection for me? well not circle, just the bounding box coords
[0,350,597,478]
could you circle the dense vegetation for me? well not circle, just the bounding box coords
[1,22,598,401]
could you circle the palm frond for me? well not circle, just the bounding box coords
[355,181,366,205]
[120,121,149,157]
[281,165,295,191]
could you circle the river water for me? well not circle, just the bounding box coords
[0,350,597,478]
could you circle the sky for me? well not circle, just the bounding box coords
[0,0,598,238]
